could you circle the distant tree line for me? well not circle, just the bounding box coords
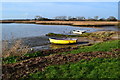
[2,16,117,21]
[34,16,117,21]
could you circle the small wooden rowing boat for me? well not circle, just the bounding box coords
[49,38,77,44]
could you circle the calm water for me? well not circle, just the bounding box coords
[2,23,118,50]
[2,23,101,40]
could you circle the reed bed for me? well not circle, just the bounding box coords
[1,20,119,26]
[2,39,30,58]
[36,21,119,26]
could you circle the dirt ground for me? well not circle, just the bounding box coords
[2,48,119,80]
[2,31,119,80]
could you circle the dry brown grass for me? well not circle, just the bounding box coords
[36,21,119,26]
[1,20,119,26]
[2,39,30,58]
[72,21,118,26]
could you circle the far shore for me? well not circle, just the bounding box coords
[0,20,119,27]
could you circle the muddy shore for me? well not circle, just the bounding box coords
[2,48,119,80]
[3,31,119,53]
[2,30,119,80]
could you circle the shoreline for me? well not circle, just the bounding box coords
[0,20,118,27]
[3,40,120,79]
[3,31,119,52]
[2,30,119,79]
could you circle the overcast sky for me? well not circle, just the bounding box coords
[2,2,118,19]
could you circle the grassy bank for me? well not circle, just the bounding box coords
[59,40,119,54]
[35,21,119,26]
[3,40,119,64]
[46,31,116,40]
[1,20,119,27]
[23,57,120,79]
[3,40,120,79]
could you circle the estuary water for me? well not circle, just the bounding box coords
[2,23,101,40]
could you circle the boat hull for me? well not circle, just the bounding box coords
[72,30,86,34]
[49,38,77,44]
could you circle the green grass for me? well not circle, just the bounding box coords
[3,40,119,64]
[2,51,42,64]
[2,56,19,64]
[23,57,120,79]
[59,40,119,54]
